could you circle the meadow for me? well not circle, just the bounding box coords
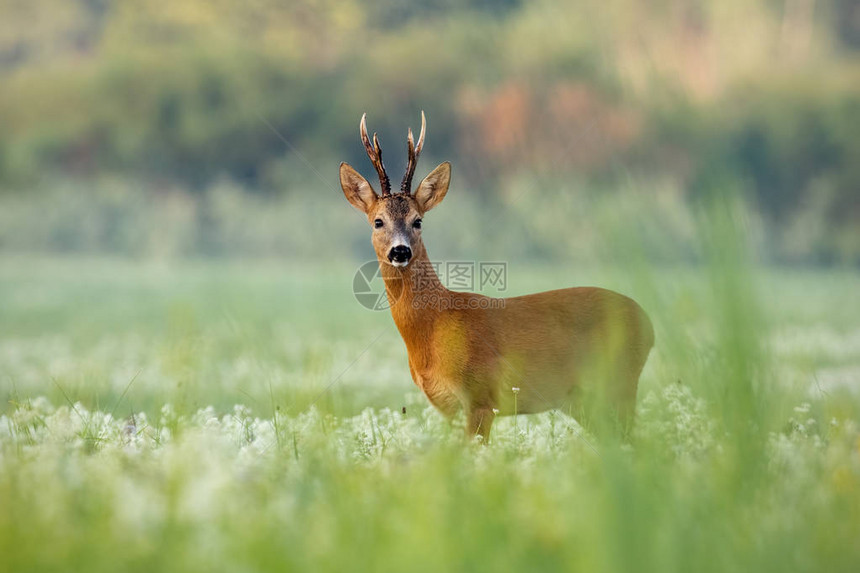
[2,0,858,569]
[1,254,859,573]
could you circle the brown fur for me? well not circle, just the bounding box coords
[340,123,654,442]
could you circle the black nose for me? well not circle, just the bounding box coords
[388,245,412,263]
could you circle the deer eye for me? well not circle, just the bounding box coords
[413,219,422,229]
[374,219,384,229]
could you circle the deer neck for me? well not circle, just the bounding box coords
[379,245,448,357]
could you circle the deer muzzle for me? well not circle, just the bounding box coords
[388,244,412,266]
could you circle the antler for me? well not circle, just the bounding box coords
[400,110,426,194]
[359,113,391,196]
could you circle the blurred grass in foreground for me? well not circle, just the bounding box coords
[1,246,859,572]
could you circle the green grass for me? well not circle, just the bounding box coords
[1,255,859,573]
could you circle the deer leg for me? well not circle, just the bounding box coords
[466,406,496,443]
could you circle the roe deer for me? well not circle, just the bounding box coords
[339,112,654,441]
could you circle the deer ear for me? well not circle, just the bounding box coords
[414,162,451,212]
[340,162,378,213]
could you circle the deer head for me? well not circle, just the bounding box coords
[340,112,451,267]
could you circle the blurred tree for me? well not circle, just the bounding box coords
[0,0,857,261]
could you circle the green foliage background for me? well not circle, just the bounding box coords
[0,0,858,263]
